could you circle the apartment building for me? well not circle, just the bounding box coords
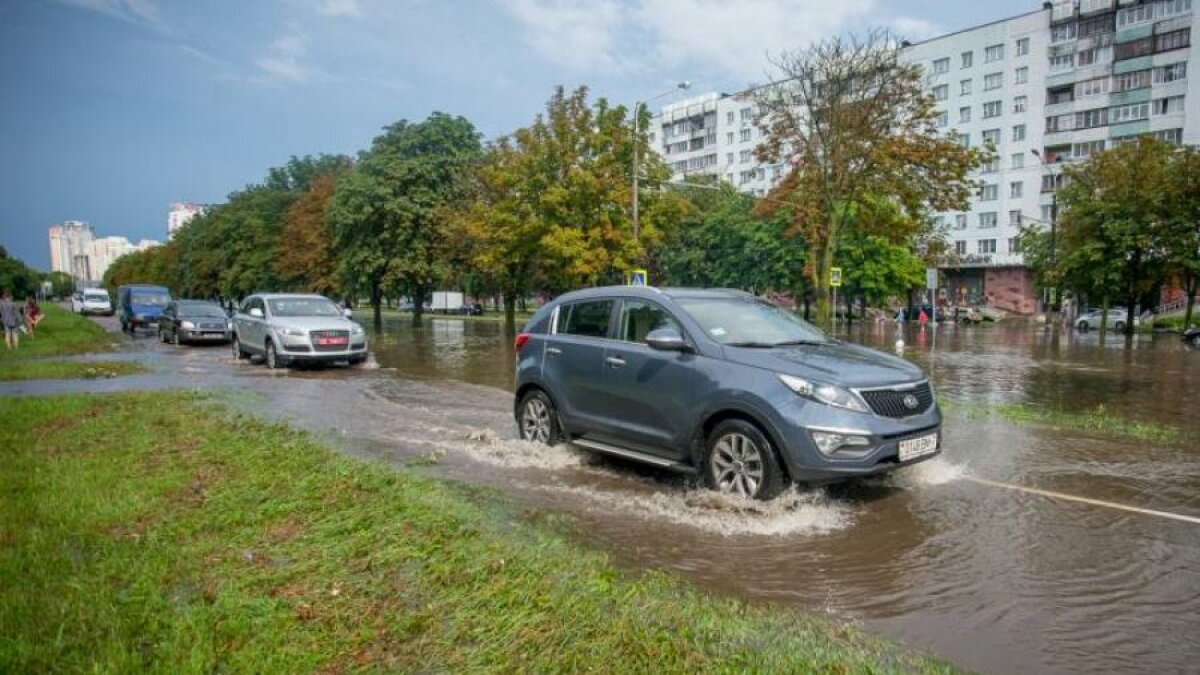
[651,0,1198,315]
[167,201,207,239]
[48,220,95,282]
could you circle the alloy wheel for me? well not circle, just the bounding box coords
[710,432,765,498]
[266,342,277,369]
[521,397,551,443]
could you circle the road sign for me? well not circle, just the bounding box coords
[926,268,938,290]
[830,267,842,288]
[628,269,648,287]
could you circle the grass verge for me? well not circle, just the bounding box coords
[0,303,115,360]
[941,398,1180,444]
[0,392,954,673]
[0,359,144,381]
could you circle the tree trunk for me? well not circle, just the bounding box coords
[411,284,426,327]
[1125,296,1138,338]
[1185,274,1197,329]
[1099,295,1109,338]
[503,290,517,334]
[370,281,382,331]
[802,292,811,321]
[811,241,833,327]
[844,292,854,327]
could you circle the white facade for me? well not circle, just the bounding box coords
[167,202,206,239]
[650,1,1199,313]
[47,220,95,281]
[86,236,160,281]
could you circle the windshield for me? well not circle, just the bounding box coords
[85,293,109,302]
[179,303,226,318]
[131,293,169,306]
[268,298,341,317]
[675,297,830,347]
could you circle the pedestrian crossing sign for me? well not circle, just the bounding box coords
[628,269,648,287]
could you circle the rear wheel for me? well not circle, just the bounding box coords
[517,390,560,445]
[171,330,180,346]
[1077,320,1089,331]
[1191,334,1200,347]
[705,419,786,500]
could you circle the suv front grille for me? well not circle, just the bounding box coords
[860,382,933,418]
[310,329,350,352]
[198,322,225,331]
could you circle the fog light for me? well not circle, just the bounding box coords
[811,431,871,456]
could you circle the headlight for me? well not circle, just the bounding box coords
[180,320,195,330]
[778,374,869,412]
[350,324,364,335]
[810,430,871,456]
[278,327,307,337]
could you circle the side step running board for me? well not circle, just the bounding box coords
[572,439,697,475]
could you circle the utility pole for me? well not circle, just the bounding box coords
[632,82,691,242]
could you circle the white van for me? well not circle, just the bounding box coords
[78,288,114,316]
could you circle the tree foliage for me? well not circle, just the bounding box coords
[47,271,75,299]
[0,248,42,300]
[276,173,347,297]
[755,30,986,324]
[102,243,178,293]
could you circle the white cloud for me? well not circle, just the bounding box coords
[318,0,362,18]
[254,28,310,83]
[53,0,170,33]
[891,16,941,41]
[498,0,629,71]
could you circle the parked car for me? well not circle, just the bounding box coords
[118,284,171,333]
[75,284,112,314]
[1184,327,1200,347]
[231,293,368,369]
[1075,308,1137,332]
[158,300,231,345]
[513,287,941,500]
[460,302,485,316]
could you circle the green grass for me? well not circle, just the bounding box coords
[0,359,144,381]
[941,398,1180,444]
[0,303,115,360]
[0,392,954,674]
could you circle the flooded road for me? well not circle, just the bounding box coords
[6,314,1198,674]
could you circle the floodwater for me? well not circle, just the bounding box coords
[7,313,1199,674]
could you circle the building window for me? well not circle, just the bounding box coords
[932,57,950,74]
[979,214,998,230]
[962,51,974,68]
[959,133,971,148]
[978,238,997,253]
[1041,205,1055,222]
[1011,181,1024,198]
[1011,153,1025,169]
[1013,124,1026,142]
[1016,37,1030,57]
[955,240,967,255]
[1076,107,1109,128]
[985,44,1004,62]
[1155,29,1190,54]
[1153,128,1184,144]
[1154,95,1186,115]
[1076,46,1110,67]
[984,72,1003,90]
[955,214,968,230]
[1116,37,1153,61]
[1076,76,1111,98]
[1078,14,1114,40]
[959,106,972,123]
[1014,96,1027,113]
[933,84,949,101]
[983,100,1002,118]
[1114,70,1150,92]
[1155,62,1187,84]
[1073,140,1106,158]
[1009,236,1022,253]
[1052,22,1077,44]
[961,79,973,95]
[980,184,999,201]
[983,128,1001,146]
[982,157,1000,173]
[739,149,752,163]
[726,111,734,124]
[1048,86,1074,105]
[936,111,949,128]
[726,172,734,184]
[726,132,734,144]
[1009,209,1023,226]
[740,128,752,142]
[740,107,754,121]
[1050,53,1075,72]
[1015,66,1029,84]
[1109,102,1149,123]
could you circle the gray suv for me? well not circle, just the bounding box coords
[513,287,941,500]
[232,293,367,369]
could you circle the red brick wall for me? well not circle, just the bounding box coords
[984,267,1037,315]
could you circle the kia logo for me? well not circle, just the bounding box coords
[903,394,920,409]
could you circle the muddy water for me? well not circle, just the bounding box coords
[367,316,1200,675]
[9,314,1198,674]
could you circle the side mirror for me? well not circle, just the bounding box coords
[342,308,353,318]
[249,308,264,319]
[645,328,689,352]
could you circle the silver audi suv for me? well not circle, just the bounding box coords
[513,287,941,500]
[231,293,367,369]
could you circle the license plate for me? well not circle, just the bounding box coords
[317,337,347,346]
[898,433,939,462]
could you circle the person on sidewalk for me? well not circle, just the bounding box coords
[1,290,22,349]
[24,297,43,338]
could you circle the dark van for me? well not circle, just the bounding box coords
[118,284,172,334]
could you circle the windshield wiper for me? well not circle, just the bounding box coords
[725,341,778,348]
[769,339,827,347]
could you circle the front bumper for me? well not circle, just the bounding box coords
[279,342,368,363]
[768,395,943,483]
[180,329,231,342]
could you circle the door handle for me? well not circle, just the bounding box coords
[605,356,626,368]
[547,347,563,356]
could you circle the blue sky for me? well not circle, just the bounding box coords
[1,0,1025,269]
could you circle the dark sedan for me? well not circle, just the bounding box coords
[158,300,232,345]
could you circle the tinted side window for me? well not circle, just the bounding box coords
[619,300,682,343]
[559,300,613,338]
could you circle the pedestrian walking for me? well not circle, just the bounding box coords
[1,290,23,349]
[24,297,43,337]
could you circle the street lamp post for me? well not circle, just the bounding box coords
[1032,149,1059,320]
[632,82,690,242]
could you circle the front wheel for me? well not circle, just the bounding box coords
[517,390,560,445]
[1191,334,1200,347]
[265,341,281,369]
[231,336,247,360]
[705,420,787,500]
[1114,321,1126,333]
[1077,321,1089,331]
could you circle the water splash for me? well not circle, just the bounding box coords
[461,430,589,470]
[884,457,968,488]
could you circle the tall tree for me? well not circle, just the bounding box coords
[103,243,179,293]
[755,30,986,325]
[276,172,347,297]
[1055,136,1174,335]
[47,271,75,299]
[1165,145,1200,328]
[329,113,482,328]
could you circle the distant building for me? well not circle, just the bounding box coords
[167,202,207,239]
[46,221,161,283]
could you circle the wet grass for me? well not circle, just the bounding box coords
[0,392,955,674]
[941,398,1180,444]
[0,359,144,381]
[0,303,115,360]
